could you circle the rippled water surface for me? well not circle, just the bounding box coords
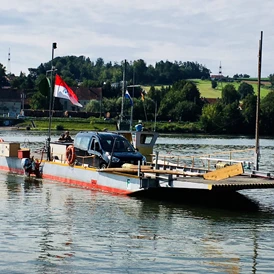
[0,130,274,273]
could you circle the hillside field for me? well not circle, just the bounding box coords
[143,79,271,99]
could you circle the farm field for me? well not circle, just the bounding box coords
[143,79,271,99]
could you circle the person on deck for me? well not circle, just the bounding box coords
[135,120,143,132]
[58,131,73,142]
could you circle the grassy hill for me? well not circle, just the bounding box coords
[143,79,271,99]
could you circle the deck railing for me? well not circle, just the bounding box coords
[151,148,255,171]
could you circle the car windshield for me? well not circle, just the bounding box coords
[100,135,135,152]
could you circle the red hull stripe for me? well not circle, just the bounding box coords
[0,166,25,175]
[0,165,133,195]
[43,174,132,195]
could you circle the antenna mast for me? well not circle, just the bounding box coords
[7,48,11,75]
[218,61,223,90]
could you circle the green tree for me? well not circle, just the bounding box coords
[0,63,9,88]
[171,100,201,122]
[102,98,120,115]
[238,82,254,100]
[30,92,48,109]
[158,80,202,121]
[260,91,274,135]
[200,102,225,133]
[85,99,101,112]
[222,102,243,134]
[211,80,217,89]
[269,74,274,87]
[222,84,240,105]
[241,94,257,133]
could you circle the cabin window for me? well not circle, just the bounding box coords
[140,134,153,145]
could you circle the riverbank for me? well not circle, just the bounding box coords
[10,118,205,134]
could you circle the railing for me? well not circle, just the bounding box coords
[151,148,255,171]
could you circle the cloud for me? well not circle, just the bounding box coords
[0,0,274,77]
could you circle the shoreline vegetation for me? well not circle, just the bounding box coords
[1,78,271,135]
[10,117,205,134]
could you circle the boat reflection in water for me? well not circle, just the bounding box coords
[1,162,274,273]
[132,187,260,212]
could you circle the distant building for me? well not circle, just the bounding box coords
[56,87,102,111]
[210,74,225,80]
[111,81,127,89]
[0,89,22,116]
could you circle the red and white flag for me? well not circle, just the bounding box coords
[54,74,83,107]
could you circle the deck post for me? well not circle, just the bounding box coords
[155,151,159,169]
[168,174,173,187]
[138,161,141,177]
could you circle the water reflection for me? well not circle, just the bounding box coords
[0,175,273,273]
[0,131,274,272]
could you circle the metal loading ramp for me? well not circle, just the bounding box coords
[174,174,274,191]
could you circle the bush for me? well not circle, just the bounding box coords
[56,124,64,130]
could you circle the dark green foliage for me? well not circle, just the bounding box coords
[222,84,240,105]
[200,101,225,133]
[38,77,50,96]
[0,64,9,88]
[2,56,274,135]
[260,91,274,135]
[211,80,217,89]
[241,94,257,134]
[34,57,211,88]
[158,80,203,122]
[201,100,243,134]
[56,124,64,130]
[238,82,254,99]
[29,92,48,109]
[269,73,274,87]
[222,102,243,134]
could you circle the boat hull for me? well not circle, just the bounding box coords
[0,156,147,195]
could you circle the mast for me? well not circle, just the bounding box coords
[130,68,135,130]
[254,31,263,171]
[46,42,57,161]
[120,59,126,122]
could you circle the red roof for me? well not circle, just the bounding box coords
[72,87,102,100]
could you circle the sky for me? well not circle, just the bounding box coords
[1,0,274,78]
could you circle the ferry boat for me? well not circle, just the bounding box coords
[1,33,273,201]
[0,129,274,198]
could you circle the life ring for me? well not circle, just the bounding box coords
[66,145,76,165]
[0,138,4,142]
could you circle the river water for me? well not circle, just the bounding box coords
[0,130,274,273]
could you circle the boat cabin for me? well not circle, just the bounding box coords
[117,131,158,162]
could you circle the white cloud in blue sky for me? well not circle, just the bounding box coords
[0,0,273,77]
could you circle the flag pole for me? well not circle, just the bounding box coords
[130,68,135,130]
[121,59,126,122]
[254,31,263,171]
[47,42,57,161]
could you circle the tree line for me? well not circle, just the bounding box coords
[1,56,274,135]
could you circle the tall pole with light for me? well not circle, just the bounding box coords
[121,59,126,122]
[20,92,26,115]
[47,42,57,161]
[130,68,135,130]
